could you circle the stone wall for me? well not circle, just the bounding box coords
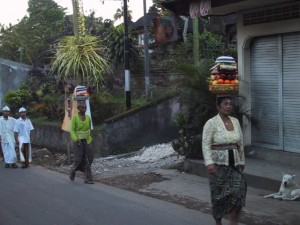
[31,97,181,156]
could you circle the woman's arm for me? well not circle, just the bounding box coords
[236,119,245,165]
[202,119,215,166]
[70,115,79,143]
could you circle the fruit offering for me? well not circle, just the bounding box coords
[208,56,239,94]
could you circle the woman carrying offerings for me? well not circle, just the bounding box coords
[69,101,94,184]
[202,95,247,225]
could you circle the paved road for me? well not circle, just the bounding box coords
[0,163,217,225]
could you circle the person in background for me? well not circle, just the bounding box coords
[0,106,18,168]
[0,111,3,161]
[202,95,247,225]
[69,101,94,184]
[14,107,34,168]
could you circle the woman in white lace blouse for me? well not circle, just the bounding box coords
[202,95,247,225]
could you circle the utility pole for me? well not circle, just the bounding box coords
[193,17,199,65]
[124,0,131,109]
[101,0,131,109]
[143,0,150,99]
[18,47,23,63]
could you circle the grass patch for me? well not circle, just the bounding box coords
[31,116,61,127]
[31,116,105,132]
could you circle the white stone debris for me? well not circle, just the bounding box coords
[128,143,178,162]
[32,142,184,178]
[89,142,184,178]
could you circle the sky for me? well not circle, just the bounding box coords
[0,0,154,26]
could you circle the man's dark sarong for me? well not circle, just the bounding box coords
[209,165,247,220]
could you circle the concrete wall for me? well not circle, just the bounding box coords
[0,58,32,109]
[31,97,181,156]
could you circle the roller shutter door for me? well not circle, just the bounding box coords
[250,33,300,153]
[251,36,280,149]
[282,33,300,153]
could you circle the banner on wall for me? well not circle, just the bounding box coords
[190,0,211,18]
[154,16,178,44]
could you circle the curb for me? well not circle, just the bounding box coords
[183,159,280,192]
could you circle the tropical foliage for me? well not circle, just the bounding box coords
[0,0,65,64]
[50,35,111,85]
[85,11,106,34]
[113,6,133,21]
[103,25,140,68]
[171,60,216,159]
[4,83,34,112]
[50,0,112,87]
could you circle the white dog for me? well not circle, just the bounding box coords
[264,173,300,201]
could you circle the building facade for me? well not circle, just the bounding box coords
[158,0,300,154]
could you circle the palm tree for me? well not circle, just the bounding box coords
[51,35,111,85]
[71,0,85,36]
[103,24,139,68]
[50,0,111,86]
[85,11,104,34]
[113,6,133,22]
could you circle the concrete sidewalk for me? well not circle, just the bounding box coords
[144,158,300,225]
[185,157,300,192]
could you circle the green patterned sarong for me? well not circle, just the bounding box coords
[209,165,247,220]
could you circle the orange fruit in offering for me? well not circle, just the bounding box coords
[217,79,224,84]
[224,80,230,84]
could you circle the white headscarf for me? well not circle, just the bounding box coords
[2,106,10,111]
[19,107,27,113]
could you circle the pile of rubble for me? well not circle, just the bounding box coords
[31,143,184,178]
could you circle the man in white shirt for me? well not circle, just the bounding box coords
[14,107,34,168]
[0,106,18,168]
[0,113,3,161]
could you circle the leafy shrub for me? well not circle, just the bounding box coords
[4,83,34,113]
[89,90,114,123]
[171,60,217,159]
[32,82,64,120]
[172,112,203,159]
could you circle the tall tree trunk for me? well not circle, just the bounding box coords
[72,0,85,37]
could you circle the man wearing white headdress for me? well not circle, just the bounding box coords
[0,111,3,161]
[0,106,18,168]
[14,107,34,168]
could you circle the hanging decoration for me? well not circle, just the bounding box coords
[190,0,211,18]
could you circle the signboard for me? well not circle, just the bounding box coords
[190,0,211,18]
[154,16,178,44]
